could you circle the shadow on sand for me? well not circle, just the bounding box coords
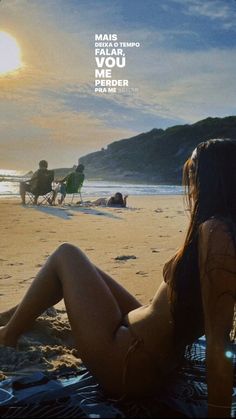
[24,204,123,220]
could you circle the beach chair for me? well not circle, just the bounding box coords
[64,171,84,204]
[26,170,55,205]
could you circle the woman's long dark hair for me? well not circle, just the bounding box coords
[168,139,236,344]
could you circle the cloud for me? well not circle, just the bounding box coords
[187,0,233,20]
[172,0,236,28]
[94,45,236,122]
[0,81,137,170]
[31,109,136,154]
[0,0,236,170]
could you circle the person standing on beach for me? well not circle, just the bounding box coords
[2,139,236,417]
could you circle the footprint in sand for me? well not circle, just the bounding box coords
[7,262,24,266]
[19,278,31,284]
[136,271,148,277]
[0,274,12,279]
[115,255,137,261]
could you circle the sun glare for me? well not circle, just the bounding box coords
[0,31,22,76]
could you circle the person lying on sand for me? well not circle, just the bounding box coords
[83,192,128,207]
[1,138,236,417]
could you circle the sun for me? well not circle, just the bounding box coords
[0,31,22,76]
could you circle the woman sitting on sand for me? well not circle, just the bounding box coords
[1,139,236,417]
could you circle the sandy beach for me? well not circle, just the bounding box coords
[0,195,188,377]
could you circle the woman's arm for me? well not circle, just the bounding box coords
[199,220,236,418]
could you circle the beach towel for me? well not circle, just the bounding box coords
[0,336,235,418]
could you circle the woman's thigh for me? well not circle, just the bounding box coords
[107,324,162,397]
[53,244,141,393]
[95,267,141,315]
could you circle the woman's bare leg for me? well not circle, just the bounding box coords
[0,251,63,346]
[0,306,18,326]
[19,182,27,205]
[95,267,141,313]
[0,268,140,328]
[0,243,141,393]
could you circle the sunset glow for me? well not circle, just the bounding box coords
[0,31,22,75]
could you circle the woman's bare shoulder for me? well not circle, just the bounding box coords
[198,217,236,277]
[199,218,235,251]
[199,217,231,235]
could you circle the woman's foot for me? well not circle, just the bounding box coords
[0,326,7,346]
[0,306,18,326]
[0,326,17,348]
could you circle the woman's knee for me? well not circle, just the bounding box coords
[54,243,84,260]
[50,243,101,290]
[49,243,86,276]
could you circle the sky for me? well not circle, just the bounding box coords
[0,0,236,170]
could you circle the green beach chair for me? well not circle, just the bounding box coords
[64,171,84,204]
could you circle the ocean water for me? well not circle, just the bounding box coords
[0,170,183,197]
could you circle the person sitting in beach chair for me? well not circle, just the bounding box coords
[2,139,236,417]
[52,163,85,205]
[19,160,54,205]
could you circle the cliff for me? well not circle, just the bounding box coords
[79,116,236,184]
